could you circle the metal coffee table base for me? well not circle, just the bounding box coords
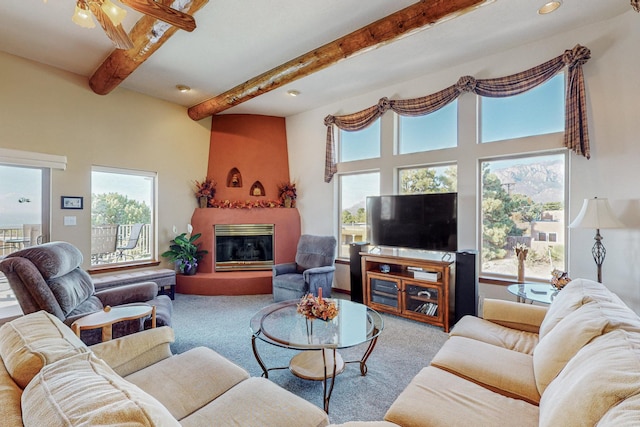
[251,335,379,413]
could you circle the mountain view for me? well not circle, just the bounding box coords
[491,159,564,204]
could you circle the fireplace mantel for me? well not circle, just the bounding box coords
[176,208,301,295]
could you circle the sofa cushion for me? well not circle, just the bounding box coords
[539,329,640,427]
[179,377,329,427]
[597,392,640,426]
[384,366,538,427]
[8,241,83,280]
[450,315,539,354]
[533,301,609,395]
[0,311,88,388]
[431,336,540,404]
[0,355,24,426]
[22,352,180,427]
[125,346,250,421]
[539,278,613,338]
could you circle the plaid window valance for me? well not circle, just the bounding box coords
[324,44,591,183]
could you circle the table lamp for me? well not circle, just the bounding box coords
[569,197,624,283]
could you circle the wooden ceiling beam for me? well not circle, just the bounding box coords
[187,0,492,121]
[89,0,208,96]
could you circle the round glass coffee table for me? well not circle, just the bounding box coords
[250,299,383,413]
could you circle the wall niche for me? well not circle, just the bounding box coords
[226,168,243,188]
[250,181,265,197]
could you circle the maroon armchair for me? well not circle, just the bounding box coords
[0,241,172,345]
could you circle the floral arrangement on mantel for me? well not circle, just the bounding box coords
[209,199,283,209]
[296,288,339,321]
[194,178,216,207]
[278,181,297,208]
[551,269,572,290]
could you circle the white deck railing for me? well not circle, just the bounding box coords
[0,224,152,264]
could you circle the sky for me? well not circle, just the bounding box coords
[0,165,41,227]
[92,171,152,205]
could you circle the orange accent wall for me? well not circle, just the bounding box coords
[207,114,290,200]
[178,114,298,295]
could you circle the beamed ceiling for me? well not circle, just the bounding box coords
[0,0,632,120]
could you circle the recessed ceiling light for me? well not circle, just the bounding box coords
[287,90,301,97]
[176,84,191,93]
[538,1,561,14]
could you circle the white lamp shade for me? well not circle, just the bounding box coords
[569,198,624,229]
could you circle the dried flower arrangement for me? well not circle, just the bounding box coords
[551,269,571,290]
[209,199,283,209]
[296,288,338,321]
[194,178,216,199]
[278,181,297,207]
[514,242,529,261]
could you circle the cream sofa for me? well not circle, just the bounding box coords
[331,278,640,426]
[0,310,329,427]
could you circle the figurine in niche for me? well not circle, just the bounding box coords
[231,173,241,187]
[253,187,262,196]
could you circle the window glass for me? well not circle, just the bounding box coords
[339,172,379,258]
[0,164,48,313]
[398,101,457,154]
[339,120,380,162]
[91,168,155,266]
[399,164,457,194]
[480,153,565,280]
[481,74,564,143]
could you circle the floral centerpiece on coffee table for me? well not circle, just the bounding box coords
[296,288,338,321]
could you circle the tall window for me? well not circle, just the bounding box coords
[339,120,380,162]
[481,74,564,143]
[0,163,50,313]
[91,167,155,266]
[338,172,379,258]
[334,73,566,280]
[398,101,457,154]
[480,153,566,280]
[0,165,47,256]
[399,164,458,194]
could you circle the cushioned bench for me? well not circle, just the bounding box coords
[93,268,177,300]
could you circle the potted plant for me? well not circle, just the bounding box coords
[161,228,208,275]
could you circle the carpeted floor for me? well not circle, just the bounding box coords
[170,293,448,424]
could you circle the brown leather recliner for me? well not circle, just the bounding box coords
[0,241,172,345]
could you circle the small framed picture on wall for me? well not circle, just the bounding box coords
[61,196,83,210]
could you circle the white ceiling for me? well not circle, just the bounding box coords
[0,0,631,118]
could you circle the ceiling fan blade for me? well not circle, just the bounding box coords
[118,0,196,32]
[89,2,135,49]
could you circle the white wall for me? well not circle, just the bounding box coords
[286,11,640,311]
[0,52,211,269]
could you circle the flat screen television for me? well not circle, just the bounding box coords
[366,193,457,252]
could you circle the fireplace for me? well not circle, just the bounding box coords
[215,224,274,271]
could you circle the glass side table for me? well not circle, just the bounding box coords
[507,283,558,305]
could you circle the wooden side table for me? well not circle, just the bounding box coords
[71,305,156,342]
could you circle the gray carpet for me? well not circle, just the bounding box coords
[170,293,448,424]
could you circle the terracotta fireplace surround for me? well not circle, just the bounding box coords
[176,208,301,295]
[175,114,301,296]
